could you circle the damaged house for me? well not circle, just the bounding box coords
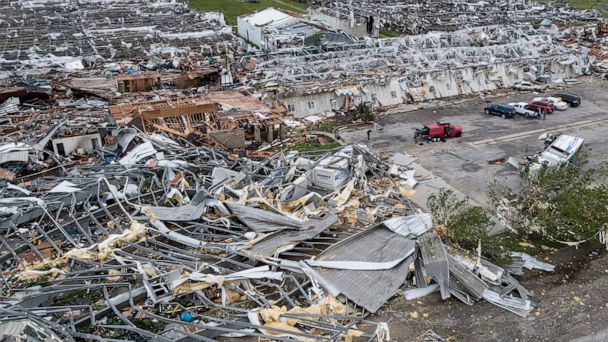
[237,7,355,51]
[51,131,102,157]
[237,8,321,50]
[246,25,592,117]
[109,91,284,149]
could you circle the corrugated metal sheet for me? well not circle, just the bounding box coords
[226,202,302,233]
[310,226,416,313]
[0,150,28,164]
[448,255,487,300]
[146,203,208,222]
[0,143,30,163]
[0,319,62,341]
[247,214,338,257]
[418,233,450,299]
[383,213,432,238]
[0,97,19,115]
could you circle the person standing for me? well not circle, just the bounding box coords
[367,129,372,140]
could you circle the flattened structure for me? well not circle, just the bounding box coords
[310,225,416,313]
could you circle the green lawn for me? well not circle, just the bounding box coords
[570,0,608,9]
[288,141,341,153]
[188,0,307,26]
[536,0,608,10]
[379,28,401,38]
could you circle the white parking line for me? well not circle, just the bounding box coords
[468,117,608,146]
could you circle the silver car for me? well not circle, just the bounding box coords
[513,81,546,92]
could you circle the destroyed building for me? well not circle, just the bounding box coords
[109,91,284,149]
[0,135,553,340]
[0,0,604,338]
[308,8,380,38]
[245,25,592,117]
[309,0,600,35]
[237,7,357,51]
[0,0,240,77]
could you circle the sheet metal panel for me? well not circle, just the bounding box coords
[311,226,416,313]
[247,214,338,257]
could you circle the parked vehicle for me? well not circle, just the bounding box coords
[529,134,584,175]
[513,81,546,92]
[526,100,555,114]
[508,102,538,118]
[551,92,581,107]
[533,97,568,110]
[484,104,516,119]
[414,122,462,142]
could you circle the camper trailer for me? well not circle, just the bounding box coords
[529,134,584,174]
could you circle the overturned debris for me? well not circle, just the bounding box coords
[0,132,556,340]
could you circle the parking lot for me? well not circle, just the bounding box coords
[340,77,608,206]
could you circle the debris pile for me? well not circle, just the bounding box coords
[310,0,599,35]
[0,134,553,339]
[0,0,240,77]
[0,0,582,339]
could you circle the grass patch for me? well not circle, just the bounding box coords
[380,28,401,38]
[288,141,340,153]
[571,0,608,10]
[188,0,307,26]
[309,120,340,134]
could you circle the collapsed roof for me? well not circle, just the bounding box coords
[0,0,240,77]
[311,0,599,35]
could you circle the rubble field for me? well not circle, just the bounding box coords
[1,0,608,341]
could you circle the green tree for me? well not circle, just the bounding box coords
[490,152,608,245]
[427,190,503,260]
[354,103,374,123]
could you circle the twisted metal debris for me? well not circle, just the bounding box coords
[0,132,551,340]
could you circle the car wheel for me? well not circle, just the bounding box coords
[485,109,490,114]
[501,114,506,119]
[455,132,461,137]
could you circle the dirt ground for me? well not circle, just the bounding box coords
[336,77,608,341]
[370,243,608,342]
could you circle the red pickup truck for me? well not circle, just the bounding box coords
[415,122,462,142]
[527,100,555,114]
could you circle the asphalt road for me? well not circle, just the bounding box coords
[340,76,608,206]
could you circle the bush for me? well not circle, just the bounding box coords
[427,190,504,261]
[354,103,374,123]
[490,150,608,246]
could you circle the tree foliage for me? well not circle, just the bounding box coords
[490,150,608,245]
[427,190,503,260]
[354,103,374,123]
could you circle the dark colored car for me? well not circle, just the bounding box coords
[552,93,581,107]
[527,100,555,114]
[484,104,516,119]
